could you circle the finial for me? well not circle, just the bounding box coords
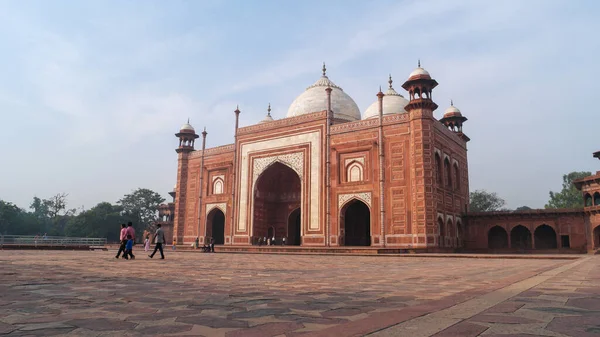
[450,99,453,106]
[388,74,393,89]
[187,117,190,124]
[322,62,326,76]
[203,126,206,132]
[418,59,421,68]
[379,85,382,92]
[267,103,271,116]
[234,105,240,113]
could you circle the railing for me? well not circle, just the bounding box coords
[0,235,107,248]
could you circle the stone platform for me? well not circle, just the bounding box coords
[0,250,598,336]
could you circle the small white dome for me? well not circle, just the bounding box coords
[444,105,461,115]
[287,64,361,122]
[180,122,195,131]
[363,76,409,119]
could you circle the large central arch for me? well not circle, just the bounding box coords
[341,199,371,246]
[253,162,301,243]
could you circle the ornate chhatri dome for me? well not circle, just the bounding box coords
[180,119,195,133]
[443,101,463,118]
[287,63,361,122]
[407,60,431,81]
[259,103,275,123]
[363,75,409,119]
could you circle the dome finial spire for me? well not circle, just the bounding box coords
[451,99,454,106]
[322,62,326,76]
[418,59,421,68]
[187,117,190,124]
[267,103,271,117]
[388,74,393,89]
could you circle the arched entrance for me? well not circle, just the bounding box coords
[534,224,557,249]
[341,199,370,246]
[594,225,600,249]
[206,208,225,245]
[253,162,301,244]
[287,208,301,245]
[488,226,508,249]
[511,225,532,249]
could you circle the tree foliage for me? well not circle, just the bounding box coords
[545,171,591,209]
[515,206,532,212]
[1,188,164,242]
[118,188,165,230]
[469,189,507,212]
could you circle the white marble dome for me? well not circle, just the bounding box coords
[408,67,430,78]
[287,65,361,122]
[363,76,409,119]
[443,102,463,118]
[180,122,195,132]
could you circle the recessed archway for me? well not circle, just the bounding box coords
[206,208,225,245]
[488,226,508,249]
[594,192,600,206]
[510,225,532,249]
[253,162,301,243]
[534,224,557,249]
[287,208,301,246]
[341,199,371,246]
[438,218,445,247]
[593,225,600,249]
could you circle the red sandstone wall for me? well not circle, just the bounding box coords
[464,211,586,252]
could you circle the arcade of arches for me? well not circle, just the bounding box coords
[252,162,301,244]
[486,224,560,250]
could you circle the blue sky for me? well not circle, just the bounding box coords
[0,0,598,210]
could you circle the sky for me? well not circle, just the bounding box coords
[0,0,599,211]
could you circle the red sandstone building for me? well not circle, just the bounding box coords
[158,63,600,253]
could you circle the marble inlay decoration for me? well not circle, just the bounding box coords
[338,192,372,209]
[206,203,227,216]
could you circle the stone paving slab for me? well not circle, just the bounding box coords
[0,250,596,336]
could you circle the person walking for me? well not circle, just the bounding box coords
[148,224,165,259]
[144,235,150,252]
[123,234,135,260]
[125,222,136,244]
[115,224,128,259]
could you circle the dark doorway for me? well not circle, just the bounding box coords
[510,225,532,249]
[534,224,557,249]
[342,200,370,246]
[207,208,225,245]
[561,235,570,248]
[253,162,301,242]
[594,226,600,249]
[287,208,301,246]
[488,226,508,249]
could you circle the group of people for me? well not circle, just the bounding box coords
[115,222,167,260]
[257,236,286,246]
[192,237,215,252]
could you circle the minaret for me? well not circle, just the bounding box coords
[173,119,199,245]
[198,127,207,240]
[325,82,332,247]
[231,106,240,244]
[377,86,386,247]
[402,61,438,245]
[440,100,470,142]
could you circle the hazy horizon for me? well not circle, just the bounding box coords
[0,0,598,211]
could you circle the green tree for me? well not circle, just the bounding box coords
[545,171,591,209]
[0,200,22,235]
[515,206,532,212]
[469,190,506,212]
[65,202,130,242]
[117,188,165,234]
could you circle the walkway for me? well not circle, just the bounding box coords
[0,251,597,336]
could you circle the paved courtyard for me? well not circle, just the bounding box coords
[0,251,598,337]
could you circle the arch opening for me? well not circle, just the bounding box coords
[510,225,532,249]
[488,226,508,249]
[287,208,301,246]
[341,199,370,246]
[534,224,557,249]
[435,153,442,185]
[438,218,445,247]
[444,158,452,188]
[253,162,301,244]
[594,192,600,206]
[594,225,600,249]
[585,193,593,207]
[206,208,225,245]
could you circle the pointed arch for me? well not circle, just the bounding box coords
[346,161,364,182]
[444,157,452,189]
[212,177,224,195]
[453,162,460,190]
[488,226,508,249]
[534,224,557,249]
[511,225,532,249]
[594,192,600,206]
[585,193,593,206]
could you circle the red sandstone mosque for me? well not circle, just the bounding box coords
[157,63,600,254]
